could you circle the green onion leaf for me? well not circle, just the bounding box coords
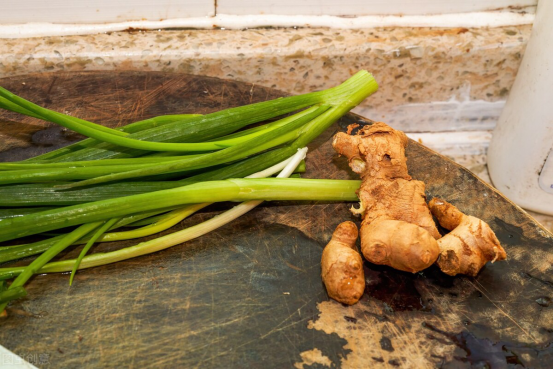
[69,218,121,285]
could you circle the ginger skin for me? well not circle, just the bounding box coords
[321,221,365,305]
[332,122,440,273]
[429,198,507,276]
[362,220,441,273]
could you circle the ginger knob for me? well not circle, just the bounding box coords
[332,122,441,274]
[321,221,365,305]
[361,219,440,273]
[429,198,507,276]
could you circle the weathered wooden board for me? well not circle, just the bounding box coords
[0,71,552,368]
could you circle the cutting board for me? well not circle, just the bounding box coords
[0,71,552,368]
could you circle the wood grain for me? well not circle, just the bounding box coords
[0,71,551,368]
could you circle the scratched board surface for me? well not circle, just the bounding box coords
[0,72,552,368]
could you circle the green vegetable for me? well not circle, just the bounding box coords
[0,105,326,185]
[57,105,330,188]
[25,114,201,162]
[0,222,103,312]
[0,163,162,185]
[2,86,322,153]
[0,149,307,207]
[0,156,200,169]
[0,70,378,313]
[0,151,307,263]
[0,208,184,263]
[27,71,375,162]
[0,148,312,282]
[0,178,361,243]
[0,94,127,137]
[0,207,56,220]
[69,218,121,285]
[0,286,27,304]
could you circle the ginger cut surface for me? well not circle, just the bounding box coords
[332,122,440,273]
[429,198,507,276]
[321,221,365,305]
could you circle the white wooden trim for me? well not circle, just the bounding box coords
[0,12,535,38]
[0,0,214,24]
[0,0,536,24]
[218,0,536,16]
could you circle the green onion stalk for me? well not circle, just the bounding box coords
[0,177,361,243]
[0,149,308,207]
[0,151,360,311]
[0,222,103,310]
[0,150,315,263]
[25,114,202,162]
[0,147,310,308]
[2,70,376,162]
[0,86,323,153]
[0,105,327,185]
[0,70,378,313]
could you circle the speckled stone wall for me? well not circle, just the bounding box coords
[0,26,530,132]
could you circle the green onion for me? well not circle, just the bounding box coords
[0,96,44,119]
[0,221,103,312]
[0,207,56,220]
[0,144,312,208]
[0,92,128,137]
[0,71,378,313]
[40,70,376,162]
[0,149,316,263]
[24,114,201,162]
[0,286,27,304]
[0,182,178,207]
[0,148,313,281]
[57,105,330,188]
[60,72,376,187]
[0,146,308,207]
[0,155,201,170]
[2,87,321,153]
[0,105,325,185]
[0,208,184,263]
[0,178,361,243]
[0,163,162,184]
[69,218,121,285]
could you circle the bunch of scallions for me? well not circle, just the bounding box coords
[0,71,378,314]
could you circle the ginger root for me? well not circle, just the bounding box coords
[362,220,441,273]
[322,122,508,305]
[321,221,365,305]
[429,198,507,276]
[332,122,440,273]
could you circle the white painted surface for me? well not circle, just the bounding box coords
[354,85,507,133]
[0,0,214,24]
[0,0,536,26]
[487,0,553,215]
[407,130,492,157]
[0,345,38,369]
[218,0,536,16]
[539,150,553,194]
[0,12,535,38]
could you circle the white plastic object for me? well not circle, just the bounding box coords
[487,0,553,215]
